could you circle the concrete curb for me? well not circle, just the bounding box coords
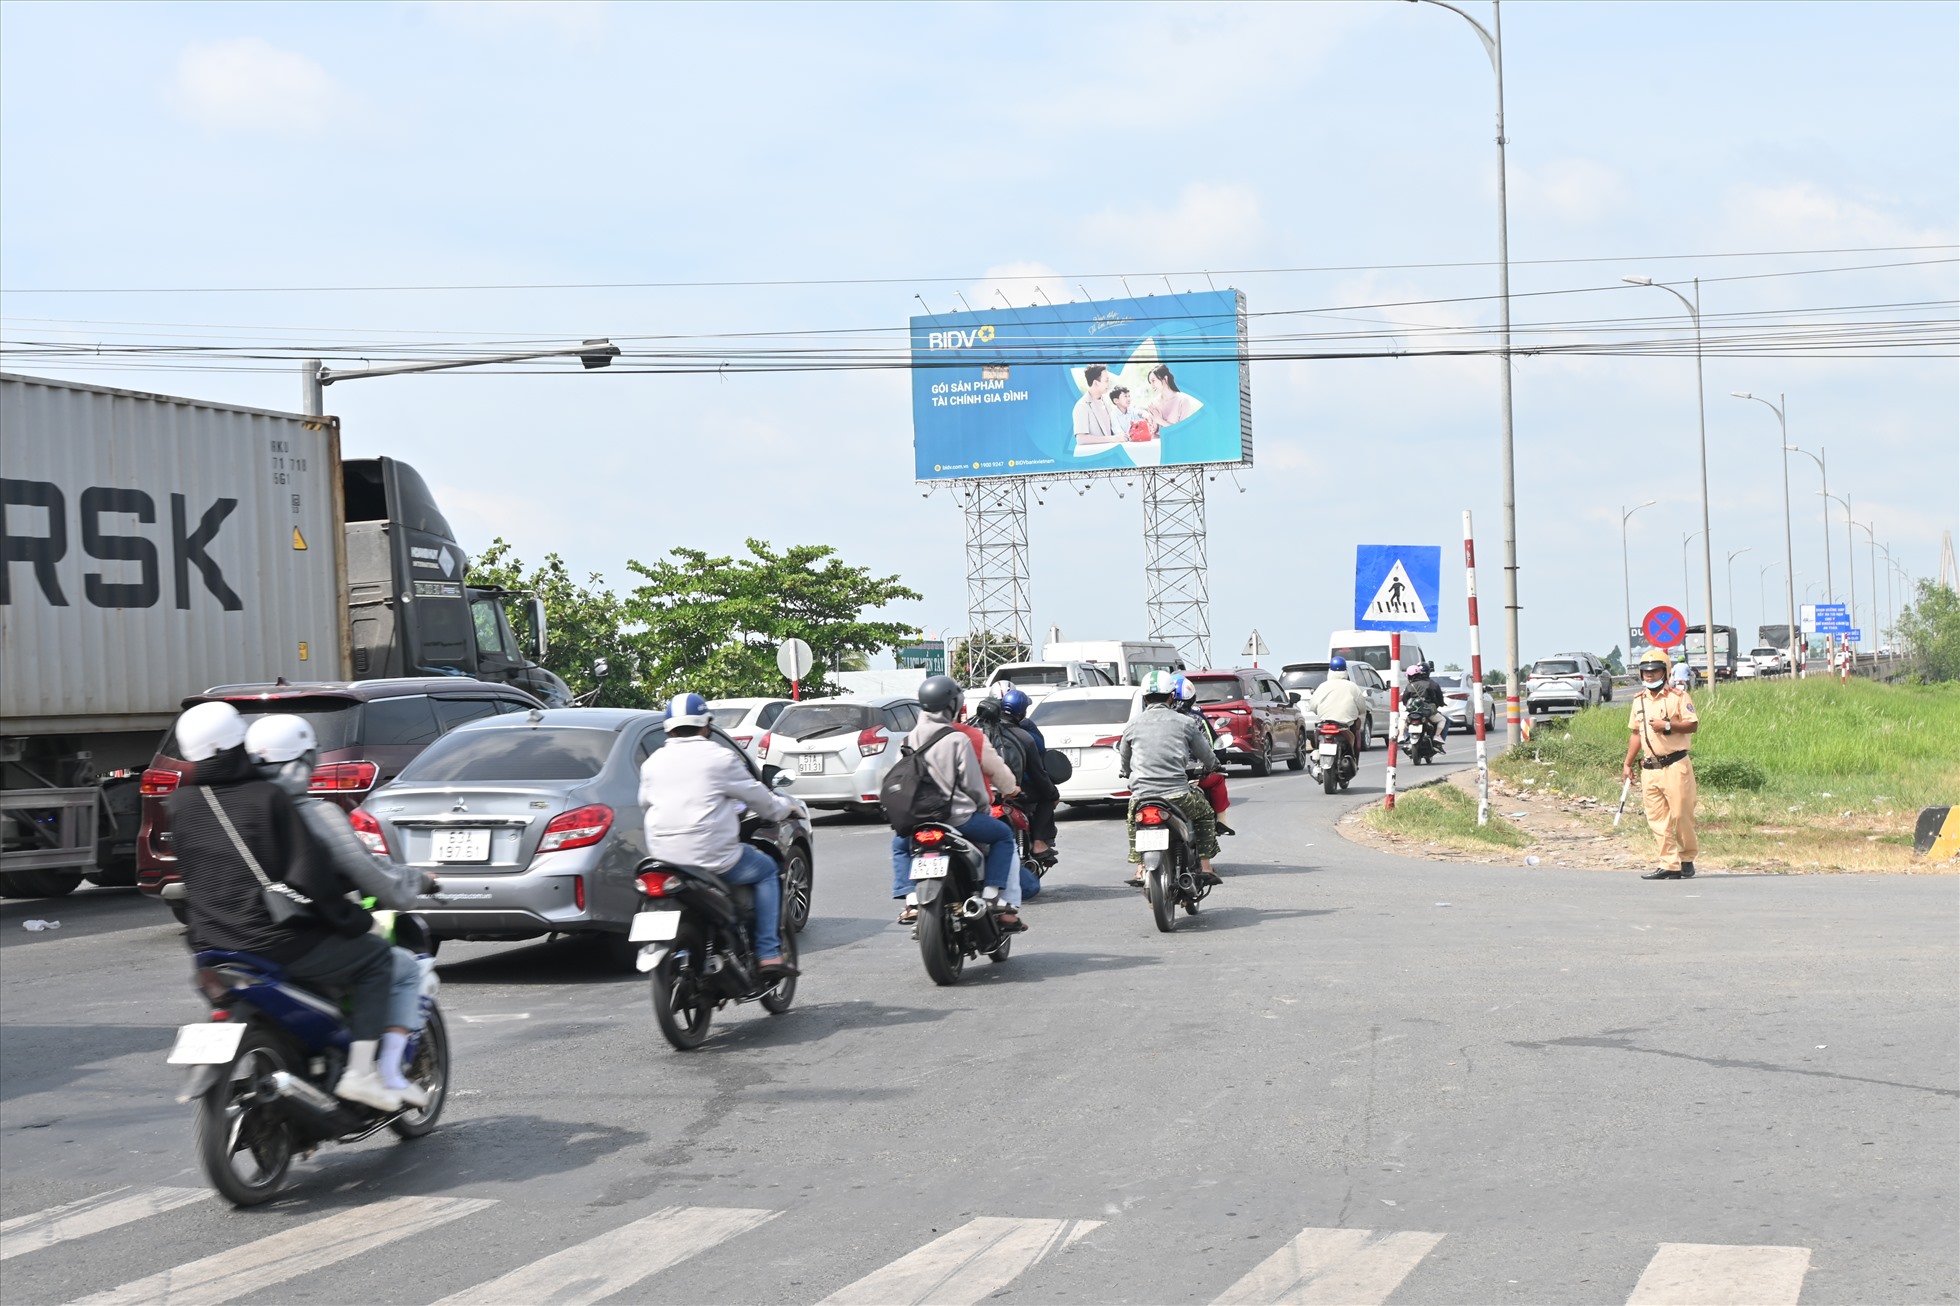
[1914,806,1958,860]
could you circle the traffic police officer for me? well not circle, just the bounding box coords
[1623,648,1699,878]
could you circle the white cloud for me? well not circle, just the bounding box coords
[1511,158,1628,224]
[425,2,606,39]
[1081,183,1265,265]
[965,261,1072,313]
[168,37,348,134]
[1719,181,1954,250]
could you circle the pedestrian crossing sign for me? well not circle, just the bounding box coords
[1354,545,1442,632]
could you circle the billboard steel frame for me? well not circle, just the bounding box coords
[961,479,1032,684]
[1142,466,1212,668]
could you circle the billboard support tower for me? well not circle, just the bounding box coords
[1142,467,1212,667]
[961,479,1032,684]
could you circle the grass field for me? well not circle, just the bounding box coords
[1363,779,1529,851]
[1496,676,1960,870]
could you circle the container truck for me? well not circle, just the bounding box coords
[0,372,567,898]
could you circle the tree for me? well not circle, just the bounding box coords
[1896,579,1960,682]
[620,540,922,701]
[948,632,1031,686]
[471,541,656,708]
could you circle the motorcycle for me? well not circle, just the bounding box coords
[906,820,1015,985]
[1400,701,1443,765]
[1132,793,1212,933]
[631,817,798,1051]
[1309,719,1358,794]
[167,914,447,1207]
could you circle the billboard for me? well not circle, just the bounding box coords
[910,289,1250,480]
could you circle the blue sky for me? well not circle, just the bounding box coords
[3,1,1954,670]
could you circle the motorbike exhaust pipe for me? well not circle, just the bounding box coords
[269,1070,363,1136]
[961,896,989,919]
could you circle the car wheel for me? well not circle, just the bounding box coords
[1358,716,1372,751]
[1286,731,1307,771]
[1250,738,1273,777]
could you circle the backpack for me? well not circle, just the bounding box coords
[880,727,959,835]
[979,718,1029,786]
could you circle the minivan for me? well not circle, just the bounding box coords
[1327,629,1429,675]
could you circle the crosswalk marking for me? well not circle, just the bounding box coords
[1627,1242,1812,1306]
[1212,1227,1447,1305]
[1,1187,210,1261]
[430,1205,779,1306]
[67,1194,495,1306]
[817,1216,1103,1306]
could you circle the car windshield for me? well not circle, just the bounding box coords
[1188,677,1244,704]
[1330,644,1392,671]
[1280,668,1328,691]
[995,666,1069,687]
[1751,648,1779,657]
[1030,697,1132,727]
[162,697,362,759]
[1532,660,1581,676]
[770,703,874,740]
[395,726,616,782]
[1433,673,1464,689]
[1125,662,1177,685]
[709,706,751,730]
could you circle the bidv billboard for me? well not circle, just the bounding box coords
[910,289,1251,480]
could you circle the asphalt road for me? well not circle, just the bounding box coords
[3,743,1955,1305]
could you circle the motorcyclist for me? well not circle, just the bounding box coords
[966,697,1047,902]
[996,686,1060,867]
[1118,671,1221,888]
[890,675,1025,931]
[1405,662,1446,749]
[243,714,438,1107]
[164,702,403,1112]
[1172,674,1236,836]
[639,693,799,978]
[1305,656,1371,758]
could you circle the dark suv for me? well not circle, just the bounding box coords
[1186,668,1308,775]
[137,678,542,917]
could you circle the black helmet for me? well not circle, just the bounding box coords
[919,675,963,716]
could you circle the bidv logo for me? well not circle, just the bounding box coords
[926,324,997,351]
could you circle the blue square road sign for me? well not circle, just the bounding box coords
[1354,545,1442,633]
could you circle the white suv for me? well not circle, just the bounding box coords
[756,695,922,813]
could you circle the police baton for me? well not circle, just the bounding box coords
[1612,776,1633,827]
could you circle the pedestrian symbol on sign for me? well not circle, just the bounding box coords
[1364,561,1429,624]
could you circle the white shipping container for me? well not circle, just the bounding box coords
[1,373,348,733]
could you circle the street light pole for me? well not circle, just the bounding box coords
[1620,500,1656,654]
[1626,275,1716,690]
[1409,0,1523,746]
[1758,561,1781,639]
[1726,547,1752,637]
[1784,444,1832,602]
[1682,529,1703,627]
[1732,392,1801,679]
[1819,491,1858,651]
[1849,520,1878,650]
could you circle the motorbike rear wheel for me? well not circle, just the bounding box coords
[760,929,798,1014]
[389,1006,449,1139]
[651,942,716,1050]
[194,1028,294,1207]
[782,846,814,936]
[1147,861,1178,933]
[917,899,965,986]
[1322,755,1340,795]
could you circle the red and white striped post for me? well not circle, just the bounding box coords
[1463,511,1491,825]
[1384,633,1402,810]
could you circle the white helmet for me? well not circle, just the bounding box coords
[175,701,246,761]
[245,714,319,796]
[663,692,713,731]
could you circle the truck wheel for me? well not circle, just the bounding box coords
[0,870,84,899]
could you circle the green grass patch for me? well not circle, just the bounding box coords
[1364,781,1529,850]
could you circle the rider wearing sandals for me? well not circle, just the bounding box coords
[890,675,1026,932]
[1118,671,1222,889]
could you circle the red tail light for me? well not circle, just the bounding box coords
[637,870,686,897]
[757,732,772,759]
[574,875,586,911]
[914,828,946,845]
[538,804,613,853]
[1137,805,1168,826]
[139,768,181,797]
[989,804,1005,818]
[1224,706,1252,716]
[1092,735,1122,748]
[308,761,379,794]
[348,807,389,855]
[858,726,889,757]
[1319,721,1344,734]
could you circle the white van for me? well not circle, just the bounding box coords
[1327,629,1429,676]
[1041,639,1186,686]
[987,660,1119,702]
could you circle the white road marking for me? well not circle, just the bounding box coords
[1212,1227,1446,1305]
[1,1187,210,1260]
[817,1216,1102,1306]
[1627,1242,1812,1306]
[431,1205,778,1306]
[67,1194,494,1306]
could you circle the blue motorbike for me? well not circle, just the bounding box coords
[167,915,448,1206]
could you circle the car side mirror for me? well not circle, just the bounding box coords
[1289,691,1303,705]
[591,657,609,679]
[770,771,796,790]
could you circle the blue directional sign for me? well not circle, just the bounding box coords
[1803,602,1852,633]
[1844,628,1863,642]
[1354,545,1442,633]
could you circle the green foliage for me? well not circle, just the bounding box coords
[1897,579,1960,682]
[472,540,655,709]
[1693,756,1767,791]
[620,540,922,701]
[1365,781,1529,849]
[948,632,1031,686]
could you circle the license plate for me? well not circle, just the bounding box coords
[910,855,948,880]
[1060,748,1083,765]
[796,754,825,775]
[1320,742,1341,758]
[432,828,491,863]
[1134,828,1171,851]
[168,1021,246,1065]
[629,911,682,942]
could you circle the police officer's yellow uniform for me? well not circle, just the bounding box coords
[1627,651,1698,878]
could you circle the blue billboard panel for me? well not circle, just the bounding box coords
[910,289,1251,480]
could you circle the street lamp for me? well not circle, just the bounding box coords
[1620,500,1656,654]
[300,340,622,415]
[1682,529,1703,627]
[1626,275,1716,690]
[1758,560,1782,638]
[1849,520,1879,650]
[1407,0,1524,747]
[1726,547,1752,638]
[1818,491,1858,650]
[1732,392,1801,678]
[1782,444,1833,603]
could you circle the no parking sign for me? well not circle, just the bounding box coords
[1643,605,1687,649]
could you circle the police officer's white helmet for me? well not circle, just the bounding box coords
[175,702,247,761]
